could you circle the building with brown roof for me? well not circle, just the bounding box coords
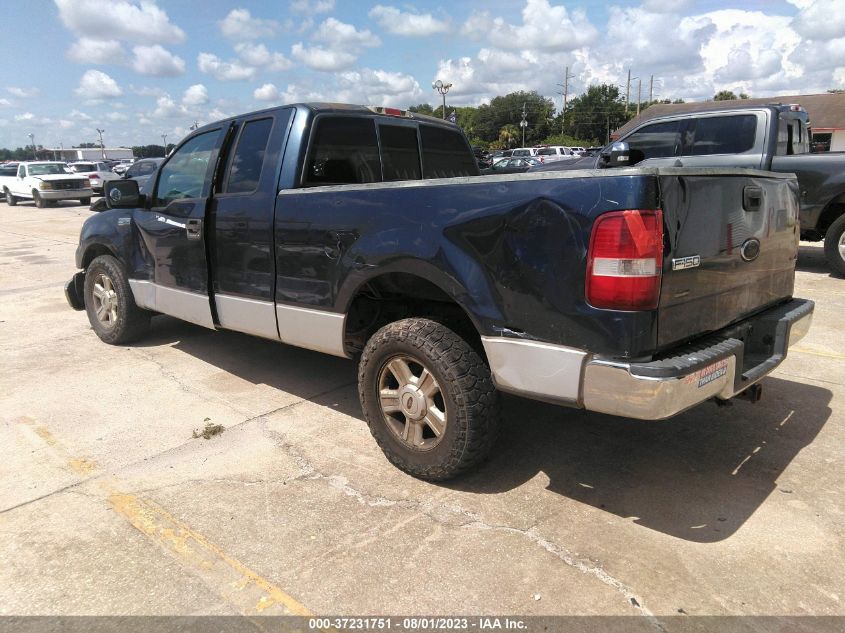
[612,92,845,151]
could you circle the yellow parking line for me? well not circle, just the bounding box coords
[791,347,845,361]
[106,491,313,616]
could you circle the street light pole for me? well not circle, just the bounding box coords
[161,133,168,155]
[432,79,452,120]
[28,133,35,160]
[96,128,106,159]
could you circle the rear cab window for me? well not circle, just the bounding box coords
[302,114,477,186]
[685,115,757,156]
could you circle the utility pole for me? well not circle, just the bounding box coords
[520,102,527,147]
[636,79,643,116]
[161,133,168,155]
[28,133,35,160]
[556,65,576,133]
[625,69,631,114]
[96,128,105,159]
[649,75,654,104]
[190,120,199,131]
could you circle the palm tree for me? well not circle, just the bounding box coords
[498,124,519,148]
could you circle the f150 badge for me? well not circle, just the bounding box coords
[672,255,700,270]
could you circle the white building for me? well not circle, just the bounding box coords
[45,147,134,161]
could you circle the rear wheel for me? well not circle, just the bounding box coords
[84,255,150,344]
[33,191,46,208]
[823,214,845,276]
[79,197,91,206]
[6,189,17,206]
[358,318,498,480]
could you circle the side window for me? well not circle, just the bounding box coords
[687,115,757,156]
[624,120,682,162]
[153,130,218,206]
[224,118,273,194]
[140,162,156,175]
[378,124,421,181]
[420,125,478,178]
[304,117,381,186]
[17,165,25,178]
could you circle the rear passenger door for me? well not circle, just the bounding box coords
[210,109,293,339]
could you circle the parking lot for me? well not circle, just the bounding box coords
[1,200,843,626]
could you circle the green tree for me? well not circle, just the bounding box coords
[498,124,519,148]
[713,90,738,101]
[561,84,629,145]
[408,103,434,115]
[473,91,555,146]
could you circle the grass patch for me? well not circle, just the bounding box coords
[193,417,225,440]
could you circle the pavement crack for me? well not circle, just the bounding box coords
[462,520,666,630]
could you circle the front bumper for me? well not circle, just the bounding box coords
[483,298,814,420]
[40,188,93,200]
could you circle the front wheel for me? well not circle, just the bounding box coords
[358,318,499,480]
[79,197,91,206]
[823,214,845,276]
[6,189,17,206]
[33,191,46,208]
[84,255,150,344]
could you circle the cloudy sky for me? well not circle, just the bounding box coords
[0,0,842,148]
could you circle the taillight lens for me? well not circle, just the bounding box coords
[586,209,664,310]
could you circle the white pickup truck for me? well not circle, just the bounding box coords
[1,161,93,207]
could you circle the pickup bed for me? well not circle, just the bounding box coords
[65,103,813,480]
[538,104,845,274]
[2,161,93,207]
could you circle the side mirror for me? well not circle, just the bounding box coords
[104,179,141,209]
[601,142,631,167]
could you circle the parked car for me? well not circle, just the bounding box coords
[123,157,164,191]
[65,102,811,481]
[510,147,541,159]
[112,159,136,176]
[1,161,92,207]
[480,157,542,174]
[534,103,845,274]
[67,161,120,194]
[534,145,580,163]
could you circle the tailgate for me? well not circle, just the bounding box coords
[657,169,800,349]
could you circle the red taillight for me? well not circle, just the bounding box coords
[88,173,98,178]
[586,209,664,311]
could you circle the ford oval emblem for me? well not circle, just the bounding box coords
[109,188,122,204]
[740,238,761,262]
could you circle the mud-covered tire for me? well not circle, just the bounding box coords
[6,189,17,206]
[823,213,845,276]
[84,254,150,345]
[33,191,46,208]
[358,318,499,480]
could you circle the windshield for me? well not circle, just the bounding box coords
[28,164,68,175]
[70,163,97,172]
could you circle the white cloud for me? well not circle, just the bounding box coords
[291,43,357,71]
[130,85,166,97]
[368,5,450,37]
[290,0,334,15]
[75,70,123,99]
[312,18,381,49]
[182,84,209,106]
[791,0,845,42]
[197,52,256,81]
[106,112,129,121]
[254,83,281,101]
[131,45,185,76]
[152,94,188,118]
[461,0,598,50]
[219,8,279,40]
[0,99,10,107]
[15,112,35,121]
[234,43,292,72]
[54,0,185,44]
[7,87,39,98]
[337,68,423,106]
[69,109,93,121]
[66,38,126,64]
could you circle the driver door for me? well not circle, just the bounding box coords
[134,127,225,328]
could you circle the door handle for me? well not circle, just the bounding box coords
[186,218,202,240]
[743,185,763,212]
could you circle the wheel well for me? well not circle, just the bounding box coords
[81,244,113,269]
[344,273,485,360]
[817,196,845,235]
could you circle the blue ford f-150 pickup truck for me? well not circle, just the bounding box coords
[65,103,813,480]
